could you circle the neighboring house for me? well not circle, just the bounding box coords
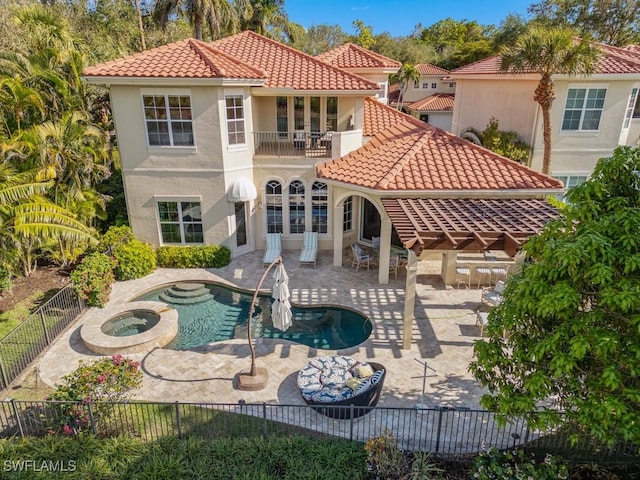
[316,43,401,105]
[449,43,640,191]
[388,63,456,131]
[82,30,561,309]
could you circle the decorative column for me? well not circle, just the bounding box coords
[402,249,418,350]
[333,202,344,267]
[378,217,392,284]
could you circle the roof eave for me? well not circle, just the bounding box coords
[82,76,266,87]
[346,67,401,74]
[251,87,381,96]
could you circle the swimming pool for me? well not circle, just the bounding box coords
[133,282,372,350]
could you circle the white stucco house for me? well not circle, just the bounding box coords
[449,43,640,191]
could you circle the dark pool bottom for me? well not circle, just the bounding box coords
[134,282,372,351]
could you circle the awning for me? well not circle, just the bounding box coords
[382,198,558,256]
[227,177,257,202]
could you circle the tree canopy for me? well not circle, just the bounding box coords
[470,146,640,446]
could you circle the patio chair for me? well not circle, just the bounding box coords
[293,130,306,150]
[263,233,281,266]
[299,231,318,267]
[351,243,372,271]
[372,236,381,255]
[481,280,506,307]
[389,255,400,279]
[455,266,471,289]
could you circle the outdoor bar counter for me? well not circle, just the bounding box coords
[441,251,515,287]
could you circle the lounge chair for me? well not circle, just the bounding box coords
[263,233,281,266]
[299,231,318,267]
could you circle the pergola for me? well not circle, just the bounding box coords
[381,197,559,349]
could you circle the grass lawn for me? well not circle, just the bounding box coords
[0,291,48,339]
[0,435,368,479]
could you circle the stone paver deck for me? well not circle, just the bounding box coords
[39,250,488,409]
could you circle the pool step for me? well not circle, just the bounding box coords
[159,283,213,305]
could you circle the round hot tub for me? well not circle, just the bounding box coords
[101,311,161,337]
[81,301,178,355]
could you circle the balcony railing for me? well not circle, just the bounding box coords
[253,131,333,158]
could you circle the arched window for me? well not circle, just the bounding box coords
[312,181,328,234]
[288,180,305,234]
[265,180,283,233]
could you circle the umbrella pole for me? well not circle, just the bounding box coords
[237,256,283,391]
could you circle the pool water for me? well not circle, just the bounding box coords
[135,283,371,350]
[101,311,160,337]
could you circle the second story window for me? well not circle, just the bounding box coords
[276,97,288,138]
[422,82,429,89]
[562,88,606,131]
[143,95,194,147]
[431,82,437,89]
[225,95,245,145]
[326,97,338,131]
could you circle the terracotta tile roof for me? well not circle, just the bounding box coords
[82,39,266,79]
[316,43,401,69]
[211,31,379,90]
[317,119,563,192]
[451,42,640,76]
[363,97,424,136]
[408,93,455,112]
[416,63,450,75]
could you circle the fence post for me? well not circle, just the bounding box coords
[349,405,354,441]
[262,403,268,438]
[40,311,52,345]
[0,354,9,389]
[87,402,97,434]
[434,407,444,453]
[10,399,24,438]
[175,401,182,438]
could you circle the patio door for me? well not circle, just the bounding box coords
[360,199,380,242]
[234,201,249,253]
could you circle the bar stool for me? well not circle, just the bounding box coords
[455,266,471,289]
[476,266,492,288]
[490,265,508,284]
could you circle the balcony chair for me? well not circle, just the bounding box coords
[481,280,506,307]
[299,231,318,267]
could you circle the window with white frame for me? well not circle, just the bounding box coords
[311,181,328,234]
[561,87,606,131]
[265,180,283,234]
[143,95,194,146]
[448,82,454,88]
[634,93,640,119]
[431,82,437,89]
[623,88,639,129]
[422,82,429,89]
[553,174,588,200]
[157,201,203,244]
[225,95,246,145]
[377,82,388,99]
[343,196,353,231]
[288,180,305,234]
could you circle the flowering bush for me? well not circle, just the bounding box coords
[47,355,142,435]
[472,448,569,480]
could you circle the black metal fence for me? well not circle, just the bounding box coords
[0,400,636,463]
[0,285,86,390]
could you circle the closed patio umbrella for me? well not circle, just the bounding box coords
[271,263,292,332]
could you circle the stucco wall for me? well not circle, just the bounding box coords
[452,78,539,144]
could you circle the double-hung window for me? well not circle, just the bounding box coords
[561,87,606,131]
[157,201,203,244]
[225,95,246,145]
[143,94,194,146]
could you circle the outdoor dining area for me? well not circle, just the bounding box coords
[350,237,408,279]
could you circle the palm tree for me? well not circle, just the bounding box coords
[390,64,420,110]
[500,26,599,175]
[0,166,96,275]
[153,0,236,40]
[234,0,296,42]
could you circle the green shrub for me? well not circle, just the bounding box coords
[157,244,231,268]
[480,117,530,164]
[112,239,156,280]
[47,355,142,435]
[472,448,569,480]
[97,225,135,253]
[0,265,12,293]
[70,252,116,307]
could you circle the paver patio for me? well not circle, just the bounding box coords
[39,250,489,409]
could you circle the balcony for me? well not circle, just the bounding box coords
[253,131,333,158]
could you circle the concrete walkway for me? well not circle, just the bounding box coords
[39,250,488,409]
